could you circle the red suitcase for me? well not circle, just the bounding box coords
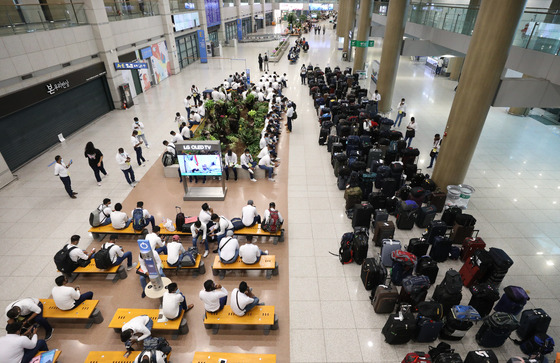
[460,249,493,288]
[459,260,480,288]
[460,237,486,262]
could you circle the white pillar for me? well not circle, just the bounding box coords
[159,0,181,74]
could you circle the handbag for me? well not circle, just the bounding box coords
[430,148,437,158]
[405,129,415,138]
[292,111,298,120]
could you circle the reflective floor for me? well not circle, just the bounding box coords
[1,20,560,363]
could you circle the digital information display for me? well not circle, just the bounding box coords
[176,141,223,176]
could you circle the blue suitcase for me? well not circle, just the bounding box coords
[493,286,529,315]
[424,220,448,245]
[415,316,444,342]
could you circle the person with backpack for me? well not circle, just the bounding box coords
[131,201,156,231]
[262,202,284,233]
[5,298,53,341]
[51,275,93,311]
[191,220,209,258]
[286,102,295,132]
[239,238,268,265]
[165,235,193,267]
[230,281,265,317]
[110,203,132,230]
[97,234,136,270]
[300,64,307,84]
[89,198,112,227]
[199,279,228,313]
[162,282,193,320]
[84,141,107,186]
[53,155,77,199]
[241,200,261,227]
[66,234,96,267]
[210,214,234,253]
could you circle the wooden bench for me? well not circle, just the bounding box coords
[159,223,285,244]
[193,351,276,363]
[108,308,188,339]
[203,305,278,335]
[85,351,172,363]
[211,255,278,280]
[158,223,192,237]
[35,350,61,362]
[39,299,103,329]
[88,224,148,241]
[67,259,127,283]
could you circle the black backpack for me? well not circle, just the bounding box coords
[339,232,353,264]
[441,269,463,294]
[94,244,116,269]
[54,245,79,273]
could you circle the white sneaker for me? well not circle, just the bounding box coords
[146,145,150,149]
[250,178,257,182]
[268,178,276,182]
[264,250,268,255]
[129,183,135,187]
[203,250,209,258]
[127,262,138,271]
[97,182,101,186]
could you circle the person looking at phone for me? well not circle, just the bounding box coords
[54,155,77,199]
[5,298,53,341]
[0,322,49,363]
[51,275,94,310]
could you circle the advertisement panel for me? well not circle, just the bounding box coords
[150,41,171,83]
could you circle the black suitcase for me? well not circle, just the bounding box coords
[424,220,448,244]
[475,312,519,348]
[373,208,389,223]
[396,210,416,230]
[439,310,474,341]
[441,206,462,227]
[352,228,369,265]
[432,286,462,314]
[416,205,437,228]
[483,247,514,286]
[516,308,551,340]
[361,257,386,291]
[433,352,463,363]
[352,202,374,228]
[381,177,397,197]
[368,192,387,210]
[327,136,340,152]
[416,256,439,284]
[415,316,444,343]
[404,164,418,180]
[382,311,416,344]
[430,235,452,262]
[319,127,329,145]
[407,238,430,257]
[469,283,500,318]
[463,350,499,363]
[331,142,344,154]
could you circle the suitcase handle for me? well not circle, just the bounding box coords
[472,229,480,238]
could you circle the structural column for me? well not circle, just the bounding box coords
[336,0,349,38]
[83,0,124,109]
[353,0,373,71]
[377,0,409,113]
[342,0,356,53]
[248,0,255,32]
[218,0,227,44]
[432,0,527,189]
[261,0,266,29]
[447,57,464,81]
[159,0,181,74]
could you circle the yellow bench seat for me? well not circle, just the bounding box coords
[88,224,148,241]
[85,351,172,363]
[70,260,127,283]
[39,299,103,328]
[203,306,278,335]
[108,308,188,339]
[193,351,276,363]
[137,254,205,276]
[159,223,284,243]
[211,255,278,280]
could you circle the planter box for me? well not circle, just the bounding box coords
[269,40,290,63]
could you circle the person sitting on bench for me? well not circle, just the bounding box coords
[210,214,234,253]
[239,239,268,265]
[191,220,209,258]
[241,200,261,227]
[199,279,228,313]
[138,253,165,298]
[68,234,96,267]
[230,281,264,316]
[131,201,156,230]
[110,203,132,230]
[100,234,137,270]
[120,315,153,350]
[97,198,112,226]
[217,235,239,264]
[165,235,189,267]
[146,226,166,254]
[0,322,49,363]
[51,275,94,311]
[5,298,53,341]
[162,282,193,320]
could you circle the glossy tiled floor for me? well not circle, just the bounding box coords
[2,20,560,362]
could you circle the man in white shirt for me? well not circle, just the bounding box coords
[170,131,182,144]
[162,282,193,320]
[100,234,136,269]
[131,130,146,167]
[211,88,221,100]
[217,235,239,264]
[120,315,152,348]
[372,89,381,114]
[258,153,277,182]
[131,201,156,230]
[97,198,112,226]
[239,239,268,265]
[51,275,93,311]
[134,350,168,363]
[175,112,186,130]
[257,90,265,102]
[180,122,191,140]
[166,235,188,266]
[199,279,228,313]
[198,203,213,228]
[132,117,149,148]
[184,96,194,119]
[240,149,257,182]
[210,214,234,249]
[116,148,136,186]
[163,140,176,157]
[259,133,267,149]
[0,322,49,363]
[241,200,261,227]
[5,298,53,341]
[66,234,96,266]
[54,155,77,198]
[191,220,209,258]
[224,149,238,181]
[394,98,407,127]
[191,111,202,125]
[146,226,166,254]
[110,203,132,229]
[230,281,264,316]
[286,103,294,132]
[138,252,165,298]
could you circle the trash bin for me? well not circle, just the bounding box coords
[445,185,461,208]
[457,184,475,209]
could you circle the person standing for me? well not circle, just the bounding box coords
[427,133,442,169]
[132,118,149,148]
[263,53,269,71]
[404,117,417,147]
[224,149,238,181]
[191,220,209,258]
[51,275,94,311]
[286,102,294,133]
[54,155,77,199]
[131,130,146,167]
[258,53,263,72]
[300,64,307,85]
[394,98,407,127]
[323,26,325,35]
[175,112,186,131]
[191,85,201,107]
[184,96,194,120]
[84,142,107,186]
[435,57,444,75]
[116,148,136,186]
[372,90,381,114]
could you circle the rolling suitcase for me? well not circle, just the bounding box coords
[439,305,481,341]
[516,308,551,341]
[415,317,444,343]
[429,236,452,263]
[368,192,387,210]
[373,209,389,223]
[475,312,519,348]
[482,247,514,286]
[375,166,391,189]
[396,210,416,230]
[352,202,374,228]
[407,238,430,257]
[493,286,529,315]
[382,309,416,344]
[344,187,362,211]
[469,283,500,318]
[381,239,402,267]
[463,350,498,363]
[429,189,446,213]
[441,206,462,227]
[319,126,330,145]
[373,221,395,247]
[381,177,397,197]
[433,353,462,363]
[352,228,369,265]
[327,135,340,152]
[361,256,387,291]
[416,205,437,228]
[404,164,418,180]
[460,249,493,288]
[331,142,344,155]
[460,237,486,262]
[450,223,477,244]
[424,220,448,245]
[372,284,399,313]
[368,148,382,168]
[415,256,439,284]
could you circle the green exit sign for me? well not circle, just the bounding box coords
[351,40,375,48]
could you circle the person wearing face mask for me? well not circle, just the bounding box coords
[97,198,113,226]
[54,155,77,199]
[132,117,149,148]
[224,149,238,181]
[116,148,137,186]
[239,148,257,182]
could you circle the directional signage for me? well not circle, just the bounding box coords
[351,40,375,48]
[114,62,148,70]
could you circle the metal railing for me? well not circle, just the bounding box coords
[104,0,159,21]
[0,2,87,36]
[373,2,560,56]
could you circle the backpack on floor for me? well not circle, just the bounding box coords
[339,232,354,264]
[54,245,79,273]
[180,246,198,267]
[142,336,172,354]
[262,209,281,233]
[132,208,146,231]
[231,218,244,231]
[94,244,116,269]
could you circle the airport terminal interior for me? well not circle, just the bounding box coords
[1,0,560,362]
